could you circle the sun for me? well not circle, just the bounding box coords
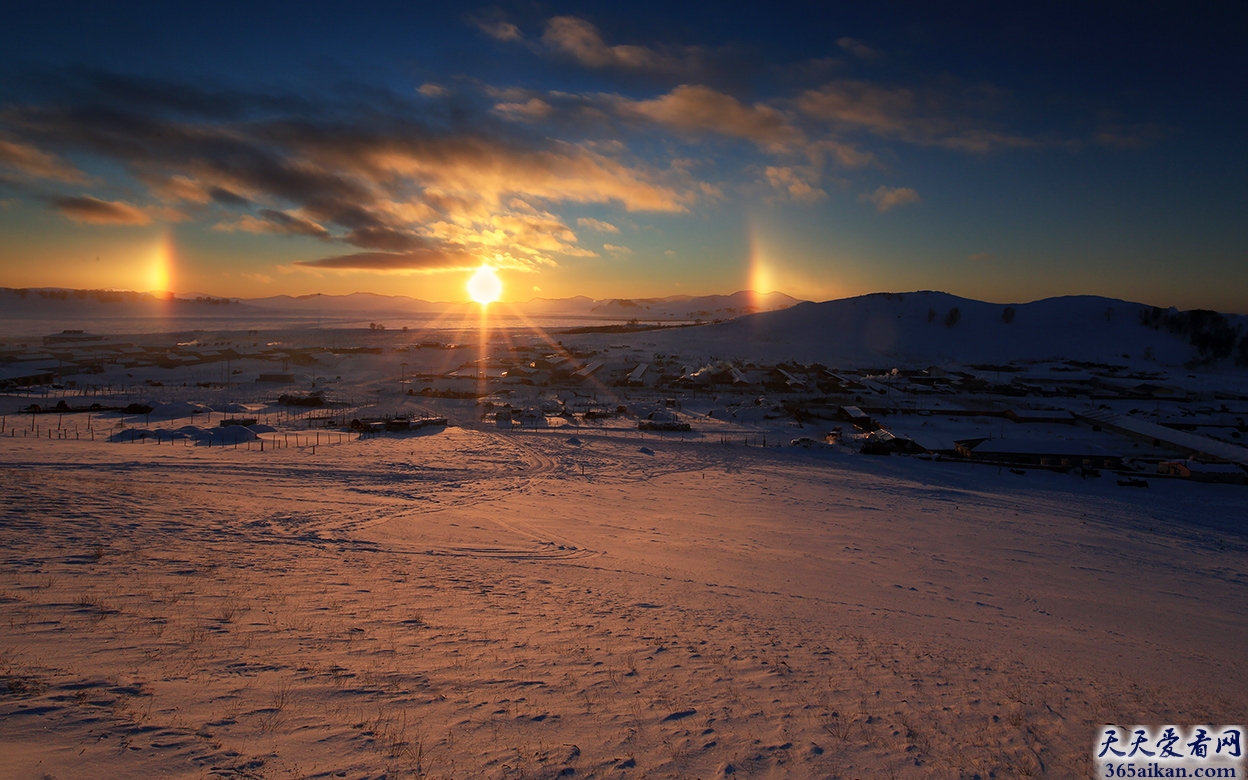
[467,265,502,305]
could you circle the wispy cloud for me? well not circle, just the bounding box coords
[836,37,879,61]
[1093,122,1165,150]
[476,19,522,42]
[0,136,87,183]
[765,166,827,203]
[799,79,1040,152]
[859,185,920,212]
[577,217,618,233]
[295,245,478,271]
[617,85,801,152]
[492,97,554,122]
[49,195,152,225]
[542,16,676,71]
[218,209,332,240]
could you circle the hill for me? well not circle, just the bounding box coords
[624,291,1248,370]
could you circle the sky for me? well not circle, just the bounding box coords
[0,2,1244,310]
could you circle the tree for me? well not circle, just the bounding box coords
[944,307,961,327]
[1002,306,1015,324]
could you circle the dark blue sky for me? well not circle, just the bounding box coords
[1,2,1244,308]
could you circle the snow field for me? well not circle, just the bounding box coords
[1,426,1244,778]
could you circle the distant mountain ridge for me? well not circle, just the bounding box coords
[0,287,803,321]
[5,287,1246,370]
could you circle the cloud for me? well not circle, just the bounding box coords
[764,166,827,203]
[603,243,632,254]
[296,246,543,273]
[240,272,273,283]
[417,83,448,97]
[836,37,879,61]
[421,203,596,261]
[859,185,920,212]
[208,186,251,207]
[577,217,618,233]
[618,85,801,152]
[476,19,522,42]
[220,209,331,239]
[1093,123,1165,150]
[807,139,877,169]
[49,195,152,225]
[296,243,479,271]
[493,97,553,122]
[1,76,703,273]
[0,136,87,183]
[798,79,1039,152]
[542,16,672,71]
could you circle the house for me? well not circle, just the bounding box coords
[42,330,104,346]
[776,368,807,389]
[626,363,648,386]
[0,359,61,388]
[572,360,604,380]
[838,406,875,430]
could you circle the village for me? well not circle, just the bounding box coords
[3,325,1246,486]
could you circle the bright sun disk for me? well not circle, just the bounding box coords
[467,265,502,305]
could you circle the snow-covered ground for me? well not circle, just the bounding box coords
[2,419,1245,779]
[2,302,1246,779]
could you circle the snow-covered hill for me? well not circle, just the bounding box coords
[624,291,1248,369]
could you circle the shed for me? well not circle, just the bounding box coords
[1006,409,1076,424]
[1157,460,1247,484]
[957,438,1123,469]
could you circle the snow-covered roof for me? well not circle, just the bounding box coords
[0,360,62,381]
[1080,409,1248,466]
[968,438,1119,458]
[1008,409,1076,422]
[573,360,604,378]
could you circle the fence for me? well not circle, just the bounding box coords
[0,413,366,450]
